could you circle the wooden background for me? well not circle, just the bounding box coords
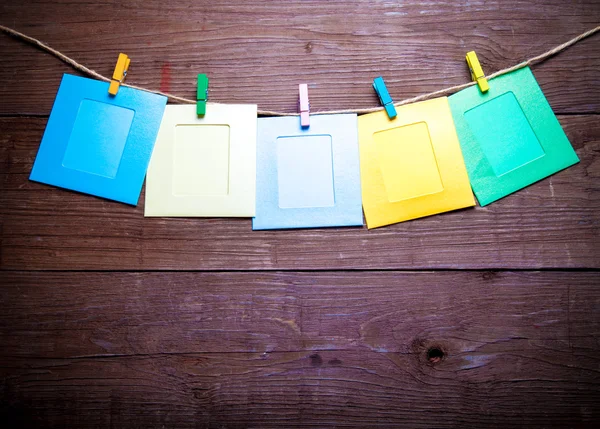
[1,0,599,427]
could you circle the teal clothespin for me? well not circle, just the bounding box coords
[197,74,208,116]
[373,76,397,119]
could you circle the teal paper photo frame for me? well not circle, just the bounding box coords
[448,67,579,206]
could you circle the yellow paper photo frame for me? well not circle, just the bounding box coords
[358,97,475,229]
[145,103,257,217]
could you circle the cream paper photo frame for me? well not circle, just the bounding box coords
[144,103,257,217]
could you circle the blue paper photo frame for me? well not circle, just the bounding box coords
[253,114,363,230]
[30,74,167,205]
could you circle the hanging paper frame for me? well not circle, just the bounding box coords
[448,66,579,206]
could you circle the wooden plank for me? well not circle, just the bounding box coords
[2,1,599,428]
[0,0,599,115]
[1,271,599,427]
[1,115,599,270]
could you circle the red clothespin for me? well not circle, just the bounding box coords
[299,84,310,128]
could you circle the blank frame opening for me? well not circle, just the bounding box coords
[173,124,231,196]
[465,91,545,176]
[374,122,443,202]
[276,135,335,209]
[62,99,134,178]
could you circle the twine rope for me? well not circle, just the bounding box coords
[1,24,598,116]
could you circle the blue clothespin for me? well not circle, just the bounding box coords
[373,76,397,119]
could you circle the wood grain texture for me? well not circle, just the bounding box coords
[0,0,599,115]
[1,271,599,427]
[1,115,598,270]
[1,1,600,427]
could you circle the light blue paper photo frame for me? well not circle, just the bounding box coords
[30,74,167,205]
[253,114,363,230]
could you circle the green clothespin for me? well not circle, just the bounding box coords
[197,74,208,116]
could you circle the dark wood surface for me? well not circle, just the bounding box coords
[1,0,599,427]
[2,271,599,428]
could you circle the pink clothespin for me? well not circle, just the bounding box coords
[299,84,310,128]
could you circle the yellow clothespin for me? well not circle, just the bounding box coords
[108,53,130,95]
[466,51,489,93]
